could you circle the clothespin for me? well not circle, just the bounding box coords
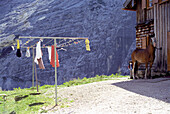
[85,39,90,51]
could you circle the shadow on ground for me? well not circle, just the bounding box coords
[112,78,170,103]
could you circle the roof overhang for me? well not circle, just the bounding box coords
[122,0,137,11]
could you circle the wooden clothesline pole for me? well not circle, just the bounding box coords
[32,47,35,88]
[54,39,58,105]
[34,61,39,92]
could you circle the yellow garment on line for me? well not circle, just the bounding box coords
[17,40,20,49]
[85,39,90,51]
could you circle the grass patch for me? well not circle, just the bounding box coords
[0,87,55,114]
[0,74,129,113]
[60,74,129,87]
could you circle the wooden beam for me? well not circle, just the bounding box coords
[122,8,136,11]
[19,36,88,40]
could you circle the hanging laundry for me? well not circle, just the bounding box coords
[85,39,91,51]
[34,41,45,69]
[16,39,22,57]
[37,58,45,69]
[50,45,60,67]
[26,47,31,57]
[47,46,51,62]
[11,46,15,50]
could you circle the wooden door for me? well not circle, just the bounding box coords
[167,32,170,71]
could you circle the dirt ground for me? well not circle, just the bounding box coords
[42,78,170,114]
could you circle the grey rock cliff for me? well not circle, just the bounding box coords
[0,0,136,90]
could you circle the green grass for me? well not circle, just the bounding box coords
[0,74,129,114]
[60,73,129,87]
[0,86,56,114]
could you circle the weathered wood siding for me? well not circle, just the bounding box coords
[168,32,170,71]
[137,1,154,23]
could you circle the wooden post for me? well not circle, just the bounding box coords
[32,47,35,87]
[165,3,168,72]
[35,62,39,92]
[54,38,58,105]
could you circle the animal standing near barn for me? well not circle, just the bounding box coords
[131,34,156,79]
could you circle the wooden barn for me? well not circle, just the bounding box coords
[123,0,170,76]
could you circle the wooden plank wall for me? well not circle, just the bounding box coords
[136,6,154,23]
[167,32,170,71]
[154,3,158,71]
[167,1,170,71]
[154,1,170,72]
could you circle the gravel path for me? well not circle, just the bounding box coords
[44,78,170,114]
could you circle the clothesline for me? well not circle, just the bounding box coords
[19,36,88,40]
[18,38,84,49]
[15,35,90,105]
[14,36,88,59]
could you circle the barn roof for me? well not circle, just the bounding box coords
[123,0,137,11]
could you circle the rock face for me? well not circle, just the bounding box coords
[0,0,136,90]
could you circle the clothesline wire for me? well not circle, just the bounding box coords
[21,38,34,47]
[18,37,86,49]
[43,39,53,46]
[19,36,88,40]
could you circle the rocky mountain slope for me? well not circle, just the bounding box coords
[0,0,136,90]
